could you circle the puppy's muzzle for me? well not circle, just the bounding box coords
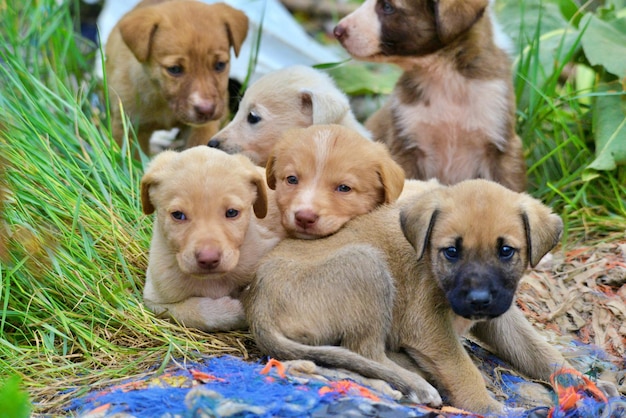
[195,248,221,270]
[192,101,217,123]
[445,265,516,320]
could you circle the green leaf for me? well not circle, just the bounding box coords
[580,14,626,78]
[587,82,626,171]
[328,62,401,96]
[0,376,31,418]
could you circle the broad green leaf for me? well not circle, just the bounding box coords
[0,376,31,418]
[587,82,626,171]
[580,14,626,78]
[328,62,401,96]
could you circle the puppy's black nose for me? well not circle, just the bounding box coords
[467,289,492,311]
[207,138,221,148]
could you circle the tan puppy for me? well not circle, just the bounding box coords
[266,124,405,239]
[208,65,370,166]
[106,0,248,155]
[141,146,283,331]
[244,180,574,414]
[333,0,527,192]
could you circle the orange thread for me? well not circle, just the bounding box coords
[260,358,287,379]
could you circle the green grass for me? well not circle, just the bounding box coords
[0,0,624,414]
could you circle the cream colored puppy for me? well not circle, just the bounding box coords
[208,65,370,166]
[141,146,283,331]
[266,125,405,239]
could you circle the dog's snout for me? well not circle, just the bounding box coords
[194,101,216,118]
[196,248,221,269]
[333,24,346,40]
[207,138,221,148]
[295,210,319,229]
[466,289,492,311]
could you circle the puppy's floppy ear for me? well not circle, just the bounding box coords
[118,7,161,62]
[374,143,406,204]
[265,129,295,190]
[264,144,280,190]
[214,4,249,57]
[233,154,268,219]
[400,193,441,260]
[433,0,488,44]
[140,151,178,215]
[519,195,563,267]
[299,88,350,125]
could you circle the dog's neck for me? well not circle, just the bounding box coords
[395,16,511,81]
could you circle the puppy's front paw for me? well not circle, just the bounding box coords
[408,383,442,407]
[197,296,247,331]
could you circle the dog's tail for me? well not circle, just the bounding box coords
[253,326,417,397]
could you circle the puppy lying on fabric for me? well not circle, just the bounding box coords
[245,179,618,414]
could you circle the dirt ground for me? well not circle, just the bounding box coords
[516,239,626,393]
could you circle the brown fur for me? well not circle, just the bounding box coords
[106,0,248,155]
[244,179,571,414]
[141,146,283,331]
[208,65,370,166]
[265,124,405,239]
[333,0,526,191]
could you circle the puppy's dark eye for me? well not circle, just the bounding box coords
[214,61,227,72]
[336,184,351,193]
[381,0,395,14]
[166,65,184,76]
[225,209,239,218]
[442,246,459,262]
[247,112,261,124]
[286,175,298,185]
[499,246,515,260]
[171,211,186,221]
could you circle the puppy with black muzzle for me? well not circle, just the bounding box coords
[244,180,619,414]
[333,0,527,191]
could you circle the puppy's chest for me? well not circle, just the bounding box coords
[393,77,509,150]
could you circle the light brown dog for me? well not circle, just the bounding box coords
[106,0,248,155]
[141,146,283,332]
[333,0,527,192]
[208,65,370,166]
[266,124,405,239]
[244,179,579,414]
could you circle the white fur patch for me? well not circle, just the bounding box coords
[395,62,509,151]
[335,0,381,58]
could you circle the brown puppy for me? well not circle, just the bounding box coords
[141,146,283,332]
[333,0,527,192]
[208,65,371,166]
[244,180,573,414]
[106,0,248,155]
[266,124,405,239]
